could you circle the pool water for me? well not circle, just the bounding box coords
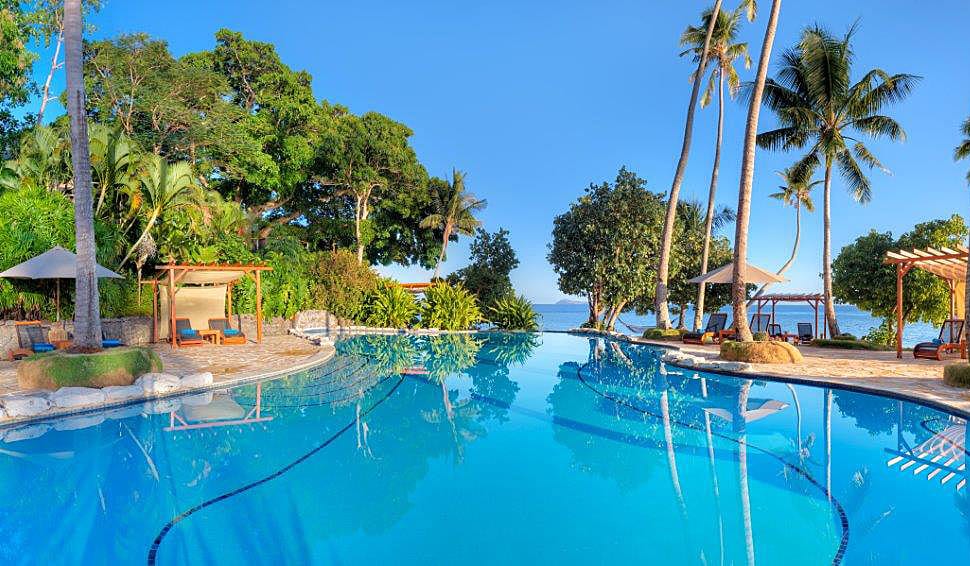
[0,332,967,564]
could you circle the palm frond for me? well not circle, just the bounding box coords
[849,115,906,141]
[852,141,890,175]
[835,149,872,204]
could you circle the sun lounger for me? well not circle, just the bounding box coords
[208,318,247,345]
[682,313,728,345]
[175,318,205,346]
[797,323,814,344]
[718,313,772,342]
[913,319,966,361]
[101,326,125,348]
[20,322,55,353]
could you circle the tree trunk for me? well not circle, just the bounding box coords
[354,195,365,263]
[965,229,970,347]
[751,200,801,301]
[822,161,841,336]
[586,289,602,327]
[605,301,626,331]
[64,0,102,350]
[433,224,451,280]
[695,70,727,331]
[38,28,63,125]
[655,0,723,330]
[732,0,782,344]
[120,209,160,268]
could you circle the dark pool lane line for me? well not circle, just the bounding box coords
[146,370,405,565]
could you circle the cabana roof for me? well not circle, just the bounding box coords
[754,293,824,302]
[885,245,968,282]
[153,263,272,286]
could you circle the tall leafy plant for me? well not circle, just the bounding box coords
[420,282,481,330]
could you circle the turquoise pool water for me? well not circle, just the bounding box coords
[0,332,967,564]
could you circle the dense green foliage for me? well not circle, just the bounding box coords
[449,228,518,309]
[943,363,970,389]
[811,338,888,351]
[641,328,685,340]
[363,281,419,328]
[310,249,379,321]
[833,215,967,341]
[420,282,482,331]
[488,295,539,331]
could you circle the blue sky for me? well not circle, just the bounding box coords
[29,0,970,303]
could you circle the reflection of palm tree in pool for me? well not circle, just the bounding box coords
[480,332,541,367]
[735,380,756,566]
[423,334,485,462]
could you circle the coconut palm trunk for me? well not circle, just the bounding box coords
[821,160,841,337]
[695,71,726,330]
[655,0,723,330]
[64,0,102,350]
[732,0,782,343]
[432,223,452,280]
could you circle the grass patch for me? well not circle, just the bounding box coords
[944,363,970,388]
[17,347,163,390]
[811,338,891,351]
[642,328,687,341]
[720,340,803,364]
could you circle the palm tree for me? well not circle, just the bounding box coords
[0,126,72,192]
[88,124,139,219]
[755,24,918,337]
[731,0,782,343]
[63,0,102,349]
[420,169,487,279]
[681,6,752,330]
[754,167,820,296]
[955,117,970,344]
[654,0,725,330]
[119,156,197,267]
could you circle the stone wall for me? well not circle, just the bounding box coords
[231,314,292,338]
[1,317,154,357]
[291,310,348,330]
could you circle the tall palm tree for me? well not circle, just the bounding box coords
[63,0,102,349]
[420,169,487,279]
[681,6,752,330]
[754,167,819,296]
[119,156,197,267]
[755,24,918,337]
[955,117,970,344]
[654,0,725,330]
[731,0,782,343]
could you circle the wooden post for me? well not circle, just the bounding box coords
[227,283,233,318]
[770,299,776,325]
[896,264,904,359]
[948,280,956,321]
[255,270,263,343]
[152,281,158,343]
[168,268,177,349]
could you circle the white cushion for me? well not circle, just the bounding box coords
[2,394,51,417]
[103,385,144,402]
[136,373,181,394]
[50,387,107,408]
[181,372,214,389]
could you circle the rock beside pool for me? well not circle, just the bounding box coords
[720,340,803,364]
[2,393,51,417]
[181,372,213,388]
[103,384,144,402]
[136,373,181,394]
[50,387,108,408]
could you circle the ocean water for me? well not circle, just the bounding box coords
[535,303,941,347]
[0,332,966,564]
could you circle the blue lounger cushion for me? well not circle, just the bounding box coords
[179,329,200,339]
[223,328,241,337]
[102,339,124,348]
[32,343,55,353]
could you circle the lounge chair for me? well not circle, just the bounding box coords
[767,323,784,339]
[682,313,728,345]
[913,320,966,361]
[208,318,247,345]
[718,314,773,342]
[797,323,814,344]
[174,318,205,346]
[17,322,55,355]
[101,326,125,348]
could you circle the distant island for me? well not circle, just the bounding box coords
[554,298,586,305]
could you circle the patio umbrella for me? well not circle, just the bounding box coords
[0,246,123,320]
[687,261,786,285]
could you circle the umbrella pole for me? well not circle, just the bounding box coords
[56,279,60,322]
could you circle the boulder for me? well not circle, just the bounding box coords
[16,347,162,390]
[2,393,51,417]
[944,363,970,388]
[136,373,181,395]
[50,387,108,409]
[720,340,803,364]
[103,384,145,403]
[181,372,214,389]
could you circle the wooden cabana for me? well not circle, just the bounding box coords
[145,263,273,349]
[752,293,826,339]
[885,245,968,358]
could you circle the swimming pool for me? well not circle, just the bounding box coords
[0,332,966,564]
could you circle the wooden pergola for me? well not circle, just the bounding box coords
[752,293,826,339]
[146,263,273,349]
[401,282,433,293]
[885,245,968,358]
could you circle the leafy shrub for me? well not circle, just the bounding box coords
[488,294,539,330]
[310,249,379,321]
[642,328,684,340]
[863,319,896,347]
[420,282,481,330]
[363,281,418,328]
[811,338,888,351]
[943,363,970,388]
[833,333,858,341]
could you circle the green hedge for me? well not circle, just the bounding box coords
[17,347,162,390]
[944,364,970,388]
[811,338,889,351]
[642,328,686,341]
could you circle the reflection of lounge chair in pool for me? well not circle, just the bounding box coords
[682,313,728,345]
[165,385,272,432]
[913,319,966,361]
[886,416,966,492]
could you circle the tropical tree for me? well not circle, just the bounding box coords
[755,24,918,337]
[956,116,970,342]
[420,169,487,279]
[0,125,71,191]
[757,167,819,296]
[120,156,197,266]
[654,0,725,329]
[88,123,140,218]
[668,199,735,328]
[730,0,781,343]
[681,5,751,330]
[0,1,35,158]
[63,0,101,348]
[448,227,519,309]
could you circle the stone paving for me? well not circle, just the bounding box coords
[0,335,327,395]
